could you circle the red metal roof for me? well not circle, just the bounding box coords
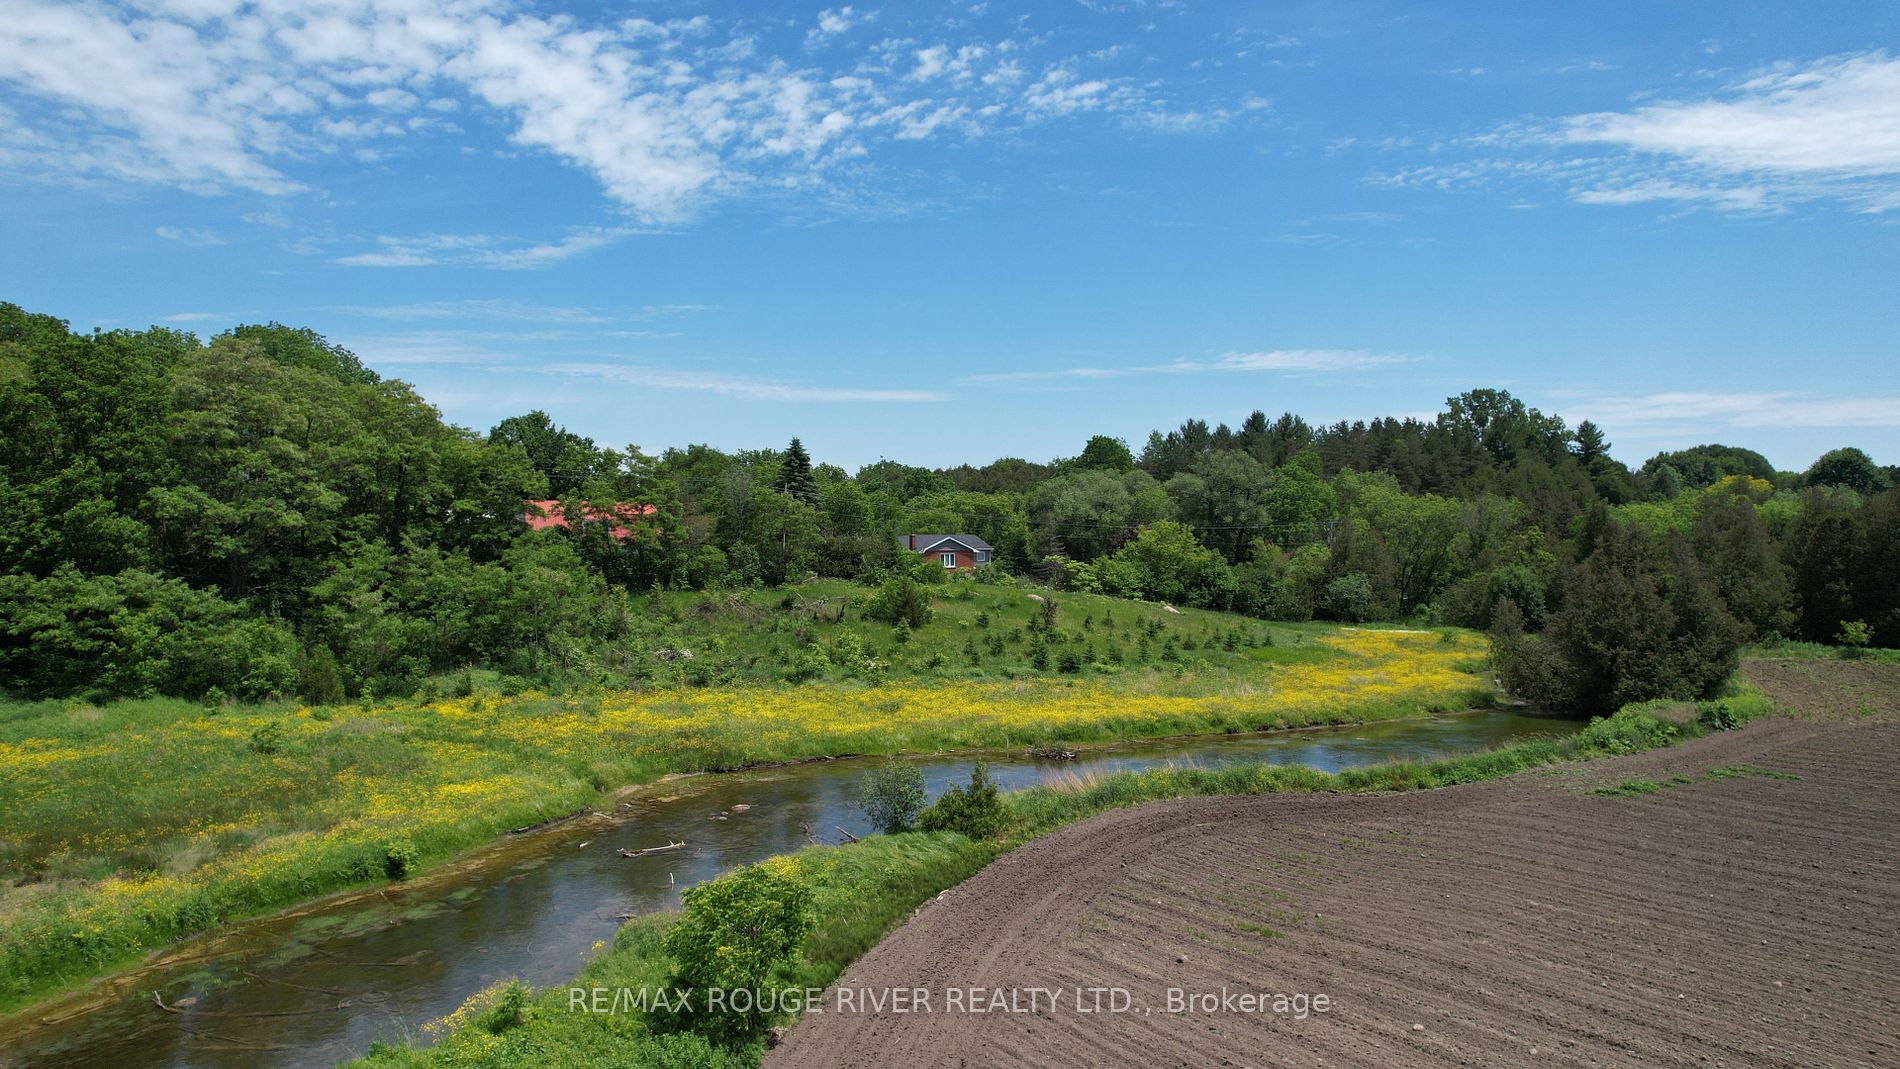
[522,499,655,540]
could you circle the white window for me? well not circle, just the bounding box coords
[940,551,958,568]
[977,550,990,563]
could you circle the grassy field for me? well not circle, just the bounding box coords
[348,683,1777,1069]
[0,583,1492,1014]
[605,579,1392,686]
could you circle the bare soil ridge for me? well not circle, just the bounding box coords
[768,681,1899,1068]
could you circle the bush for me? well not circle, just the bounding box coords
[784,644,830,682]
[857,758,927,834]
[824,632,883,680]
[296,643,346,703]
[864,575,933,629]
[664,864,815,1046]
[383,839,420,880]
[477,980,532,1035]
[1837,620,1871,659]
[1699,700,1739,731]
[247,719,287,755]
[1573,707,1679,756]
[1324,573,1375,623]
[918,763,1005,840]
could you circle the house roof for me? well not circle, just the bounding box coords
[523,499,655,540]
[901,533,993,554]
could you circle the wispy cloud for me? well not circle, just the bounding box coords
[160,311,228,322]
[1382,51,1900,214]
[553,362,946,402]
[966,349,1410,385]
[0,0,1255,223]
[1556,390,1900,433]
[154,225,225,246]
[331,299,614,324]
[331,299,712,324]
[336,228,636,270]
[1563,54,1900,176]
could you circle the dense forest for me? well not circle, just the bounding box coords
[2,302,1895,709]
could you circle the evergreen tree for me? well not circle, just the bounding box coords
[775,438,818,504]
[1573,420,1608,464]
[1691,497,1794,642]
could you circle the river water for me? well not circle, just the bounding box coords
[0,711,1579,1069]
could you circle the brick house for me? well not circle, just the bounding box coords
[899,534,993,572]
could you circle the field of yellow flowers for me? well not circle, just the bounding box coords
[0,626,1490,1013]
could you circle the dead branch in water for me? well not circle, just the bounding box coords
[617,841,684,858]
[835,826,861,843]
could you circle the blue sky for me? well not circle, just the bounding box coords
[3,1,1897,472]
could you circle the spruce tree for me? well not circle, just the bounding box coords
[776,437,817,504]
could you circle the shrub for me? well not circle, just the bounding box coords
[383,839,420,880]
[864,575,933,629]
[477,980,532,1035]
[1574,708,1679,756]
[247,719,287,755]
[1837,620,1871,659]
[664,864,815,1046]
[1699,700,1739,731]
[857,758,927,833]
[296,644,346,703]
[783,644,831,682]
[1324,573,1375,622]
[918,763,1006,840]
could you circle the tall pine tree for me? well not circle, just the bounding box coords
[775,437,817,504]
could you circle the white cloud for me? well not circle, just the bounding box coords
[966,349,1408,384]
[0,0,305,194]
[160,310,228,321]
[1377,51,1900,214]
[1563,390,1900,431]
[1569,179,1768,212]
[330,299,614,323]
[1563,53,1900,178]
[1206,350,1406,372]
[1557,52,1900,212]
[154,225,225,245]
[336,227,635,269]
[0,0,1250,222]
[809,7,873,44]
[552,362,946,402]
[330,298,712,322]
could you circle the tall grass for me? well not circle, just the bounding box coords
[0,623,1492,1014]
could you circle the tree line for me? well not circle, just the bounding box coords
[2,303,1893,708]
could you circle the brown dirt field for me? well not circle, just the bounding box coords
[766,715,1900,1069]
[1743,656,1900,719]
